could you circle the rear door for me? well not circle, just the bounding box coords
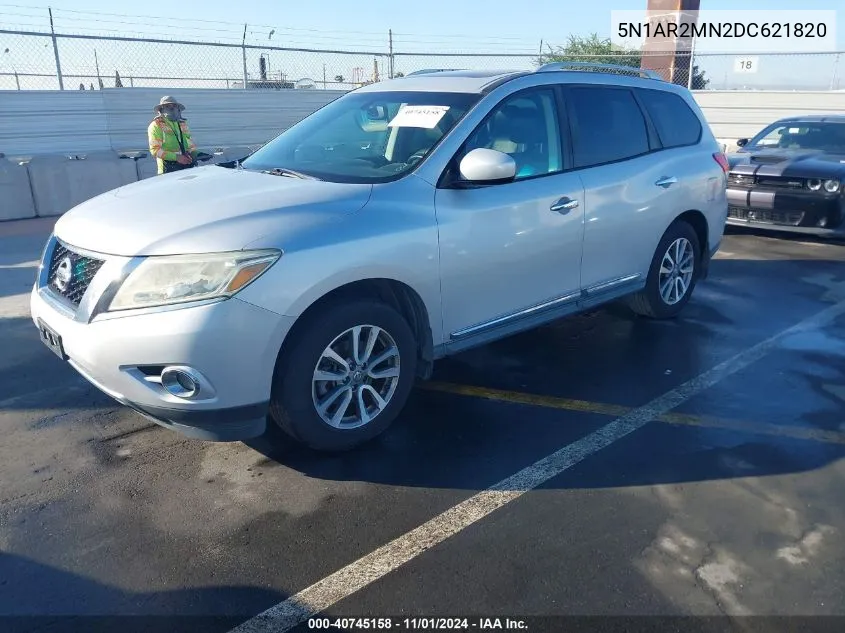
[562,84,696,296]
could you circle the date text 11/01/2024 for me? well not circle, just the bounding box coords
[617,21,828,39]
[307,618,529,630]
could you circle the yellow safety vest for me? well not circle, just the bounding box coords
[147,116,197,174]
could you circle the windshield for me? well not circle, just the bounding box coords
[746,120,845,153]
[241,90,481,183]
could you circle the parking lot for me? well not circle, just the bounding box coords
[1,218,845,632]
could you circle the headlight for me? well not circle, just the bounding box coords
[807,178,822,191]
[824,179,840,193]
[108,249,281,311]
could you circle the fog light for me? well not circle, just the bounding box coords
[807,179,822,191]
[824,179,840,193]
[817,217,829,228]
[161,367,201,399]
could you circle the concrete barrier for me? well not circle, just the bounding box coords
[204,146,253,165]
[27,151,138,217]
[129,153,159,180]
[0,156,36,221]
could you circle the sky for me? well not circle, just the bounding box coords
[1,0,844,90]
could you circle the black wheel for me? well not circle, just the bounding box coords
[269,300,417,452]
[627,219,701,319]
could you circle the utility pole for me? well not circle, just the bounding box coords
[686,34,697,90]
[388,29,394,79]
[3,49,20,90]
[48,7,64,90]
[322,63,326,90]
[94,48,101,89]
[242,23,249,89]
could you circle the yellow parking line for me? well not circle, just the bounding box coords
[420,382,845,446]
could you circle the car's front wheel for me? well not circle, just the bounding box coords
[269,300,417,452]
[627,219,701,319]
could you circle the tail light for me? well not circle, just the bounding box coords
[713,152,730,173]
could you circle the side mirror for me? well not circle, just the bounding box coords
[458,148,516,184]
[736,138,749,147]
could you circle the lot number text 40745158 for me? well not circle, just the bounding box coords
[307,617,529,630]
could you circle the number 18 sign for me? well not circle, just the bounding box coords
[733,56,759,73]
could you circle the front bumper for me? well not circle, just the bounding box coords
[726,185,845,236]
[30,237,294,441]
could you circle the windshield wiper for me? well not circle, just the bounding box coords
[261,167,319,180]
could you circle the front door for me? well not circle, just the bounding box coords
[434,86,585,343]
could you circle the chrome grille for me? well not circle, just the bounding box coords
[756,176,805,189]
[727,173,754,187]
[728,207,804,226]
[728,173,805,189]
[47,242,105,307]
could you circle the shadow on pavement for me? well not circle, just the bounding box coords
[0,551,285,633]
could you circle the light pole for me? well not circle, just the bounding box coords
[3,47,21,90]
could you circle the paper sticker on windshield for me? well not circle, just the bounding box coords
[388,105,450,129]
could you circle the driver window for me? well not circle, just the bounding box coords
[462,89,562,180]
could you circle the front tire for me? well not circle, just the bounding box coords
[628,220,701,319]
[269,300,418,452]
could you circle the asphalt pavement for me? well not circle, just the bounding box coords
[1,218,844,633]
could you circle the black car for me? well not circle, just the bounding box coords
[725,115,845,238]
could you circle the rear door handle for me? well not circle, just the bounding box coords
[550,197,579,213]
[655,176,678,188]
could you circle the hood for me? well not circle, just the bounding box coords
[728,147,845,180]
[53,166,373,257]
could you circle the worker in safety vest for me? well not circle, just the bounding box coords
[147,96,198,175]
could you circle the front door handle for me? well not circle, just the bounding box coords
[550,197,579,213]
[655,176,678,188]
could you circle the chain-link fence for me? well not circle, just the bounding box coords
[2,27,843,92]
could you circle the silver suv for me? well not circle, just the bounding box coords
[31,63,729,452]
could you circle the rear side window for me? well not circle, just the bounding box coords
[567,87,650,168]
[637,89,702,148]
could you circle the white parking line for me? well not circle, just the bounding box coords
[230,298,845,633]
[0,260,40,269]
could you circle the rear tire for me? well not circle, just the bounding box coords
[628,220,701,319]
[269,300,417,452]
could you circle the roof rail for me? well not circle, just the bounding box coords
[405,68,464,76]
[536,61,663,80]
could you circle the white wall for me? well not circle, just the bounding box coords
[3,87,844,159]
[1,87,844,221]
[694,90,845,150]
[0,87,346,158]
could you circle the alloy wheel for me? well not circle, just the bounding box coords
[658,237,694,305]
[311,325,401,429]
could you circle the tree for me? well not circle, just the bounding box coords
[537,33,709,89]
[114,70,123,88]
[334,74,345,83]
